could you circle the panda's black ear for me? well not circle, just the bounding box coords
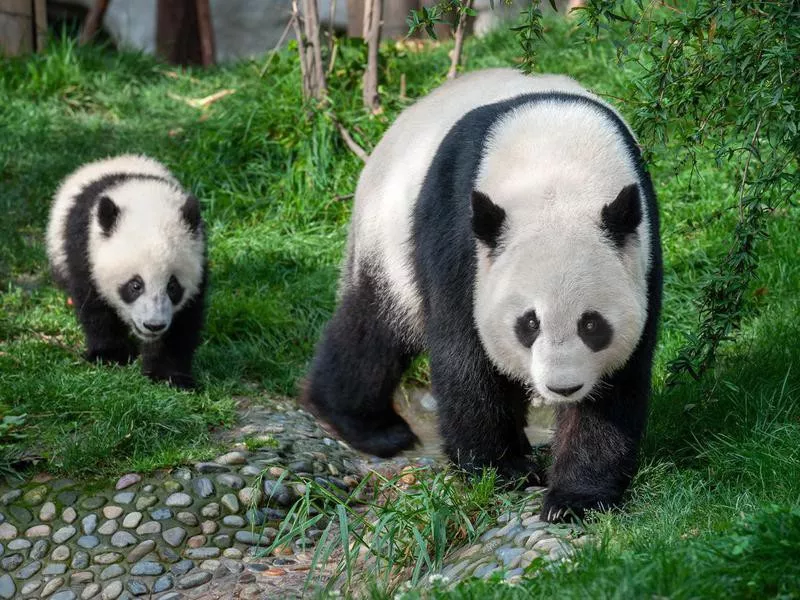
[601,184,642,249]
[471,190,506,250]
[97,196,120,236]
[181,195,202,234]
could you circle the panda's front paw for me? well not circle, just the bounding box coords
[145,369,196,390]
[541,489,612,523]
[86,346,136,365]
[495,455,546,488]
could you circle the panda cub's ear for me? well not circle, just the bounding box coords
[601,184,642,249]
[97,196,120,236]
[181,195,202,234]
[471,190,506,250]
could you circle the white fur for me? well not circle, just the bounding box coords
[350,69,651,404]
[349,69,587,339]
[473,99,650,405]
[47,154,176,279]
[47,155,203,341]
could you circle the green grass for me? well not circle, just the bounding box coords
[1,15,799,598]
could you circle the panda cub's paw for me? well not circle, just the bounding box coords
[145,369,197,390]
[85,346,137,366]
[493,455,546,488]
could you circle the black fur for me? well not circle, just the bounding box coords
[305,92,662,521]
[59,172,206,389]
[302,269,419,457]
[471,191,506,249]
[97,196,120,236]
[601,184,642,249]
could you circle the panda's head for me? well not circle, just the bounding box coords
[472,185,648,406]
[88,178,205,342]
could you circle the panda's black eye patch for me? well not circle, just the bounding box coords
[578,311,613,352]
[515,310,540,348]
[167,275,184,305]
[119,276,144,304]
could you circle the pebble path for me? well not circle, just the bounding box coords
[0,400,583,598]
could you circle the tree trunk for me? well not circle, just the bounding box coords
[79,0,109,45]
[156,0,202,66]
[195,0,216,67]
[0,0,46,55]
[447,0,472,79]
[362,0,382,112]
[292,0,327,101]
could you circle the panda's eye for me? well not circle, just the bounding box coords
[578,311,613,352]
[119,275,145,303]
[167,275,184,305]
[515,310,540,348]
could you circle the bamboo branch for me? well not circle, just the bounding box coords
[362,0,382,112]
[447,0,473,80]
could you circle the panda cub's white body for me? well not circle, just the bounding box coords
[47,154,207,389]
[306,68,663,522]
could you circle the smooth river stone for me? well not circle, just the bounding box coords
[162,527,187,547]
[216,451,247,465]
[25,524,51,537]
[101,580,123,600]
[126,540,156,563]
[0,523,17,540]
[122,512,142,528]
[77,536,99,549]
[176,512,198,526]
[103,506,124,519]
[113,492,135,505]
[165,493,192,508]
[110,531,138,547]
[136,521,161,535]
[93,552,123,565]
[115,474,141,490]
[97,520,118,535]
[130,560,164,576]
[177,570,213,589]
[53,525,77,543]
[192,478,214,499]
[62,507,78,523]
[39,501,57,521]
[100,564,125,580]
[0,574,16,599]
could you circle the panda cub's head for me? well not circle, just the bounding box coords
[472,184,648,406]
[89,178,205,341]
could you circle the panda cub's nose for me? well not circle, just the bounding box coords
[547,384,583,397]
[143,321,167,333]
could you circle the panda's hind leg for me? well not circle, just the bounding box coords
[302,274,419,458]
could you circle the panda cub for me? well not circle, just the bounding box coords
[304,69,663,521]
[46,155,207,389]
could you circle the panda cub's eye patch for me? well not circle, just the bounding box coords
[119,275,144,304]
[515,310,540,348]
[167,275,184,305]
[578,311,613,352]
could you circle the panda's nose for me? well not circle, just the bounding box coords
[143,321,167,333]
[547,384,583,397]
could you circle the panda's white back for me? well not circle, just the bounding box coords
[348,68,626,337]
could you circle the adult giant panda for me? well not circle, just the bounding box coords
[304,68,663,521]
[46,155,207,389]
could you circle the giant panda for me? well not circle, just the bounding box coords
[303,68,663,522]
[46,154,207,389]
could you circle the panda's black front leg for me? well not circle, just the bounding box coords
[542,374,649,522]
[141,292,205,390]
[73,287,137,365]
[429,335,543,486]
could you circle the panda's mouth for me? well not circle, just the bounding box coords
[131,323,163,341]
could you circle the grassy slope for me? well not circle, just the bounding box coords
[1,17,799,597]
